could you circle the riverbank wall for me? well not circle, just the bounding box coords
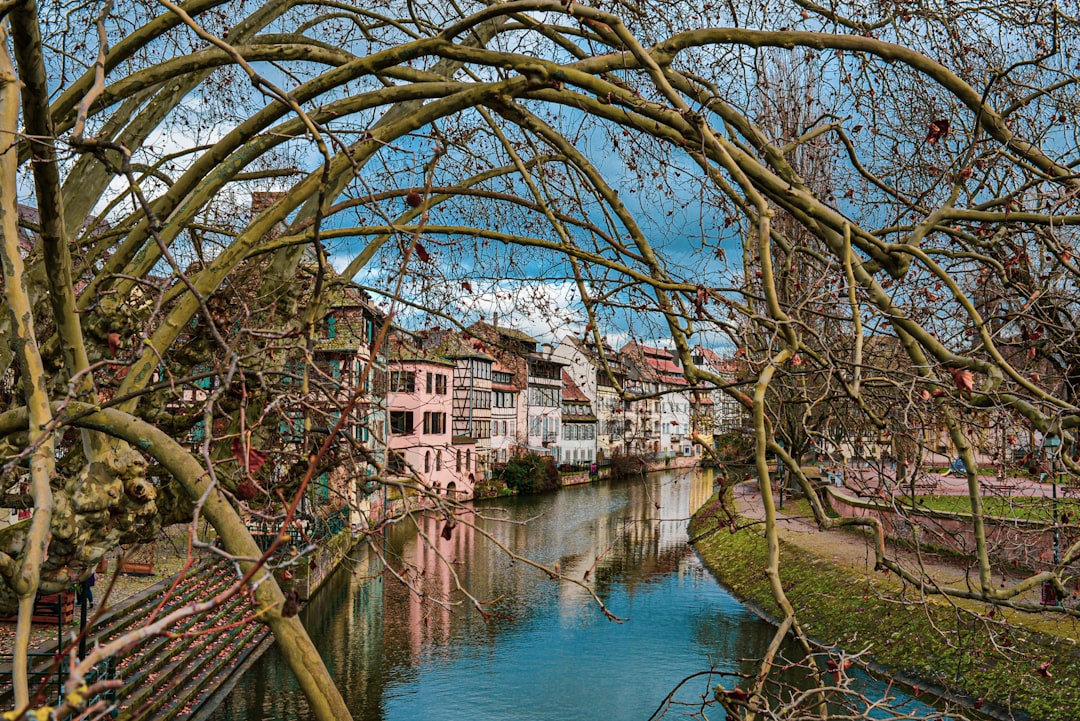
[690,491,1080,721]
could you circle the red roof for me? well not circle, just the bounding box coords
[561,370,591,402]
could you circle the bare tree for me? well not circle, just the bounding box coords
[0,0,1078,718]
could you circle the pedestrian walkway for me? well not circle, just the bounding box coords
[731,480,1044,603]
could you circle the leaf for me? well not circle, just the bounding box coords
[232,437,269,473]
[920,389,931,401]
[236,479,258,501]
[414,242,431,263]
[1038,660,1053,678]
[281,589,300,618]
[405,190,423,207]
[441,520,455,541]
[948,367,974,393]
[926,119,950,143]
[461,280,473,293]
[107,332,121,356]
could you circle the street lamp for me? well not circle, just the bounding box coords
[1043,435,1061,565]
[1042,434,1061,606]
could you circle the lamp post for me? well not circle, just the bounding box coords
[1042,435,1061,605]
[1044,435,1061,565]
[777,439,786,510]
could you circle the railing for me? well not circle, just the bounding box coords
[0,653,116,709]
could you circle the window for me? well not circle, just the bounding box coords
[435,374,447,395]
[493,371,513,384]
[390,410,414,435]
[423,411,446,435]
[466,449,471,470]
[456,449,462,472]
[426,372,433,394]
[388,451,405,473]
[529,385,559,406]
[425,451,431,473]
[390,371,415,393]
[436,450,442,471]
[326,316,337,339]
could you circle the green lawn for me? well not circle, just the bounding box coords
[903,493,1080,523]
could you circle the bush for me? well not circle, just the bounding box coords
[608,452,648,479]
[497,453,560,494]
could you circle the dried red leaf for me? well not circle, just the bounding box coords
[949,367,975,393]
[1038,660,1053,678]
[232,437,269,473]
[414,242,431,263]
[441,521,455,541]
[461,280,473,293]
[107,332,121,356]
[926,119,950,143]
[405,190,423,207]
[920,389,932,401]
[236,479,258,501]
[281,589,300,618]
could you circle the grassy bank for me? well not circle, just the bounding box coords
[690,494,1080,721]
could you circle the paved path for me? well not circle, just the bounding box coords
[826,464,1067,499]
[731,480,1043,602]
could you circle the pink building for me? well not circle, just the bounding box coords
[387,341,476,500]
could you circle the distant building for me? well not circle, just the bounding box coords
[560,371,597,466]
[314,292,387,526]
[620,343,692,458]
[691,346,749,435]
[385,332,474,500]
[416,329,493,485]
[551,336,630,461]
[490,360,521,464]
[467,321,567,459]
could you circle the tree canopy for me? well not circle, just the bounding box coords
[1,0,1079,718]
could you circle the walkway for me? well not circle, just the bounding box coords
[731,479,1049,606]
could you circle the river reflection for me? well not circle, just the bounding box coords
[209,470,941,721]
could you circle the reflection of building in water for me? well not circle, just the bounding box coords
[386,509,479,658]
[557,470,714,616]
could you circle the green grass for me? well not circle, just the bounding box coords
[691,494,1080,721]
[902,494,1080,523]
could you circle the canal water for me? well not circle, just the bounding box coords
[210,469,944,720]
